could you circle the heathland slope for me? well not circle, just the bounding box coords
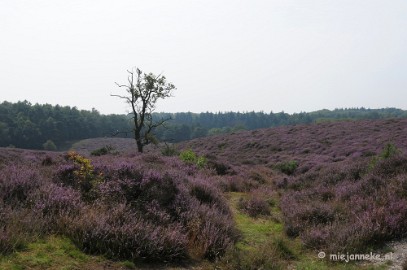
[1,118,407,269]
[180,118,407,168]
[180,118,407,269]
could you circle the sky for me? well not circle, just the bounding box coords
[1,0,406,115]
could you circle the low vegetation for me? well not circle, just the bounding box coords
[0,149,237,265]
[2,118,407,269]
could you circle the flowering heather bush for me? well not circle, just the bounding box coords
[237,187,275,219]
[181,200,237,259]
[0,148,237,262]
[78,156,237,261]
[0,206,47,254]
[0,164,40,205]
[188,177,228,209]
[99,170,234,260]
[238,196,270,218]
[31,183,83,218]
[281,154,407,253]
[65,204,188,261]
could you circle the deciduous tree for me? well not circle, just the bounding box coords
[112,68,176,153]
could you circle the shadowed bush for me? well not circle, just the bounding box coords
[275,160,298,175]
[65,204,188,262]
[238,197,270,218]
[207,160,232,175]
[90,145,114,156]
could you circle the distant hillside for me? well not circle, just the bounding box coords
[179,118,407,169]
[1,100,406,150]
[70,137,138,156]
[153,107,407,142]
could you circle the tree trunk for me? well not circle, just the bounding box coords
[136,139,143,153]
[134,130,143,153]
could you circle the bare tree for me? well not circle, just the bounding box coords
[111,68,176,153]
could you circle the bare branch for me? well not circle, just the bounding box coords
[114,82,130,88]
[110,94,131,103]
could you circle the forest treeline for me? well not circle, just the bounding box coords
[1,100,406,150]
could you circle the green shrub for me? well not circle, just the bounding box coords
[43,140,57,151]
[179,149,207,169]
[91,145,113,156]
[275,160,298,175]
[179,149,197,163]
[121,260,136,269]
[63,151,102,201]
[196,156,207,169]
[369,143,402,171]
[161,143,178,156]
[273,237,296,259]
[380,143,401,159]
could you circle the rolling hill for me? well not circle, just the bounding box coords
[1,118,407,269]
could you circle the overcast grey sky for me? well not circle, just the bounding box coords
[1,0,406,114]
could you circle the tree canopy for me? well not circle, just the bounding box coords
[111,68,176,152]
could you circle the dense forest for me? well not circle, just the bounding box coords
[1,100,406,150]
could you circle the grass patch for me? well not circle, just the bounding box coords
[221,192,295,268]
[228,192,283,247]
[120,260,136,269]
[223,192,383,270]
[235,211,282,247]
[0,236,127,270]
